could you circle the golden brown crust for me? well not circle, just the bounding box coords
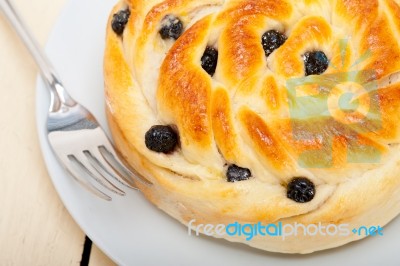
[158,17,214,147]
[104,0,400,253]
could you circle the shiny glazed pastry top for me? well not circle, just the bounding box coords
[104,0,400,253]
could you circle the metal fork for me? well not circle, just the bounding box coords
[0,0,151,200]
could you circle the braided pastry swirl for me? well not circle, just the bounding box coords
[104,0,400,253]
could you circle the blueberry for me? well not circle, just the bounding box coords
[145,125,178,153]
[159,15,183,40]
[227,164,252,182]
[201,47,218,76]
[287,177,315,203]
[304,51,329,76]
[111,9,131,35]
[261,30,287,57]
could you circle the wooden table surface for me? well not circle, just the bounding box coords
[0,0,116,265]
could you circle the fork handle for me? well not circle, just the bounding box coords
[0,0,76,111]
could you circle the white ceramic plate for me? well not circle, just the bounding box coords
[36,0,400,265]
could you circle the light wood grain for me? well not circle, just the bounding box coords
[0,0,115,265]
[89,245,116,266]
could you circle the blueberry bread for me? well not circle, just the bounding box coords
[104,0,400,253]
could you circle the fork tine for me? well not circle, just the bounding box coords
[83,149,136,190]
[63,158,112,201]
[68,154,125,196]
[98,145,138,188]
[99,145,153,186]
